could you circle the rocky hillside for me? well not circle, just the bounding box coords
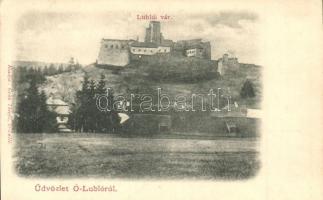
[39,69,85,103]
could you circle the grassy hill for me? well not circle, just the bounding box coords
[40,57,262,109]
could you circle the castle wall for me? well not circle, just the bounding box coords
[130,46,158,55]
[130,46,170,55]
[217,59,224,75]
[97,39,130,67]
[157,46,171,53]
[130,53,171,62]
[145,27,151,43]
[97,21,213,67]
[217,54,240,75]
[174,39,211,59]
[202,42,211,59]
[186,48,203,58]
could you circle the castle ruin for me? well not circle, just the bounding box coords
[217,53,239,75]
[97,21,212,67]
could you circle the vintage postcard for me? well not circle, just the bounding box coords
[1,0,322,200]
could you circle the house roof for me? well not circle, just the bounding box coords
[131,114,171,124]
[210,105,246,118]
[246,109,262,119]
[54,106,71,115]
[46,97,68,106]
[118,113,129,124]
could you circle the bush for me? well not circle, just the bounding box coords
[240,79,255,98]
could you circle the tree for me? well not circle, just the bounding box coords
[43,66,49,75]
[87,80,97,132]
[68,74,121,133]
[18,79,40,132]
[68,57,75,66]
[38,91,58,132]
[58,64,64,73]
[96,75,109,132]
[106,88,121,133]
[48,64,56,75]
[240,79,255,98]
[73,75,90,132]
[16,79,57,133]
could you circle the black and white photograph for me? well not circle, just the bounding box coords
[1,0,323,200]
[11,11,263,179]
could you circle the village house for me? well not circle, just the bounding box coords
[121,113,172,134]
[46,97,71,132]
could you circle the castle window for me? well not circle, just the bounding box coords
[105,45,108,48]
[111,45,113,48]
[121,45,124,49]
[150,50,153,53]
[164,49,166,52]
[138,49,141,52]
[116,45,119,49]
[144,49,146,52]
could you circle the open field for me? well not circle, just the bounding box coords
[14,133,260,180]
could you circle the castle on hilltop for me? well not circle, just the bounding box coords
[97,21,211,67]
[217,53,239,75]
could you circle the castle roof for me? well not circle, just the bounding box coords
[177,38,202,42]
[130,41,158,48]
[160,39,173,47]
[101,38,130,42]
[186,44,204,50]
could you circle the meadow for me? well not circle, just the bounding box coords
[14,133,260,180]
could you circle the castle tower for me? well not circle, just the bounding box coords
[145,21,162,44]
[97,39,130,67]
[223,53,229,63]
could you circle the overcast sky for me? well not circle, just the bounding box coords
[15,11,261,65]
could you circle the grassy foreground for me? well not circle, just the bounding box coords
[14,133,260,180]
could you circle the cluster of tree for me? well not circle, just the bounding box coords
[15,79,58,133]
[41,63,81,76]
[13,58,82,85]
[13,57,84,133]
[13,67,47,86]
[68,75,121,133]
[14,63,82,82]
[42,58,82,76]
[240,79,256,98]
